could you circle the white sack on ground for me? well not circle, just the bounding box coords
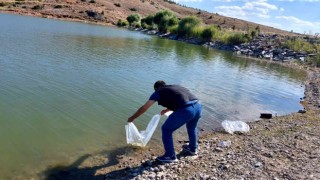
[125,114,161,147]
[221,120,250,134]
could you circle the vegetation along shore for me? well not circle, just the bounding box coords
[1,0,319,179]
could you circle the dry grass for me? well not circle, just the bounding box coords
[0,0,298,36]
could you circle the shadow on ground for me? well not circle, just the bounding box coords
[102,150,195,180]
[42,146,132,180]
[42,142,196,180]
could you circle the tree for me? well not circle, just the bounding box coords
[127,13,140,26]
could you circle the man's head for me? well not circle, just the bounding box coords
[154,80,166,91]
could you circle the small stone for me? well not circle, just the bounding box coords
[217,140,231,148]
[254,162,262,168]
[298,109,306,113]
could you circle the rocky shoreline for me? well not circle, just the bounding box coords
[99,67,320,180]
[102,110,320,180]
[1,11,319,180]
[44,109,320,180]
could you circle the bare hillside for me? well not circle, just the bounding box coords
[0,0,294,35]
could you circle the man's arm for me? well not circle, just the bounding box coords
[128,100,155,122]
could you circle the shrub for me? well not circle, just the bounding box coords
[152,24,158,30]
[255,26,260,34]
[226,33,249,45]
[168,16,178,26]
[215,32,227,44]
[164,0,176,4]
[168,25,178,34]
[283,38,317,54]
[141,22,148,29]
[190,26,203,39]
[250,30,256,39]
[129,7,137,11]
[114,3,121,7]
[158,16,174,33]
[54,5,63,9]
[117,19,128,27]
[153,10,173,24]
[201,25,219,41]
[89,0,96,3]
[133,22,141,28]
[14,0,24,4]
[157,15,170,32]
[0,2,9,6]
[127,13,140,26]
[153,10,178,33]
[141,15,154,26]
[31,5,43,10]
[178,16,202,37]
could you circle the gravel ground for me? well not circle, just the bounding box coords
[44,111,320,180]
[102,110,320,180]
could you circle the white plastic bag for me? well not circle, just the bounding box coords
[125,114,161,147]
[221,120,250,134]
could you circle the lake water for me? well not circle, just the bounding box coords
[0,13,306,179]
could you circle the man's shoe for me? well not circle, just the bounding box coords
[181,144,198,156]
[156,155,178,163]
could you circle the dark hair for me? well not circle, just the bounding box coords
[154,80,166,91]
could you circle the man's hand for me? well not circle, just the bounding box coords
[160,108,170,116]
